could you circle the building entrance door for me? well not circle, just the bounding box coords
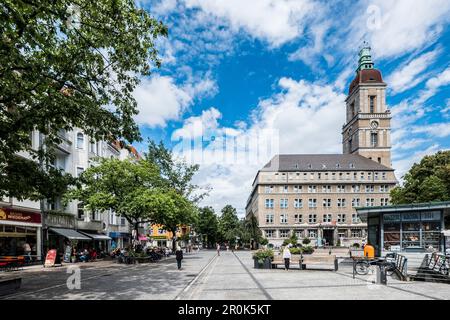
[323,229,334,246]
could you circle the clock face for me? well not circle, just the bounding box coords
[371,121,379,129]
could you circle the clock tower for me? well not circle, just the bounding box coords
[342,43,392,168]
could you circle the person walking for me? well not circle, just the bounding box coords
[282,246,291,271]
[216,243,220,256]
[175,246,183,270]
[23,242,32,263]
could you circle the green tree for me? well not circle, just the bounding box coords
[1,0,167,200]
[65,158,168,247]
[196,206,219,248]
[145,140,206,251]
[244,213,262,249]
[390,150,450,204]
[218,205,240,245]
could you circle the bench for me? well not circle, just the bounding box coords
[271,255,302,269]
[0,276,22,296]
[301,254,338,271]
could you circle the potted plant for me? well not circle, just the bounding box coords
[252,249,274,269]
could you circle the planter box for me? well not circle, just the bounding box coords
[254,258,272,269]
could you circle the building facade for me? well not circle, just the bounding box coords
[246,45,398,247]
[0,128,139,258]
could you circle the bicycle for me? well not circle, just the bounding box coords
[354,257,396,276]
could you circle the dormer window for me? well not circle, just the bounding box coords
[349,163,355,169]
[336,163,340,169]
[307,164,312,169]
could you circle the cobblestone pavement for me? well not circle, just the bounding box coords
[1,250,449,300]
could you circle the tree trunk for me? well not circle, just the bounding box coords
[133,222,140,250]
[171,228,177,253]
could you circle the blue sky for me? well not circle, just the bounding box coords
[133,0,450,216]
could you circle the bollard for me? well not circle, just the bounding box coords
[375,264,387,285]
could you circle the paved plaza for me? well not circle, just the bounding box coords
[1,250,449,300]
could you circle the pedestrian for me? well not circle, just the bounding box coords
[282,246,291,271]
[23,242,32,263]
[175,246,183,270]
[216,243,220,256]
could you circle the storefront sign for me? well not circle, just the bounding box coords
[44,249,57,267]
[421,211,441,221]
[402,212,420,221]
[383,214,400,222]
[0,208,41,223]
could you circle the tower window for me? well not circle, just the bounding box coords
[369,96,376,113]
[377,157,381,163]
[371,132,378,147]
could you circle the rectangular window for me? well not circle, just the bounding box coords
[332,173,336,180]
[351,185,360,192]
[265,230,275,238]
[280,185,289,193]
[352,213,360,224]
[121,217,126,226]
[308,230,317,238]
[369,96,375,113]
[280,214,288,224]
[280,230,290,238]
[351,230,362,238]
[323,214,332,223]
[366,198,375,207]
[338,214,346,223]
[365,185,374,192]
[367,172,372,181]
[322,185,331,193]
[337,185,345,193]
[308,185,317,193]
[294,185,302,193]
[353,172,358,180]
[265,199,274,209]
[337,199,346,208]
[294,199,303,209]
[382,172,386,180]
[280,199,288,209]
[379,185,389,192]
[339,172,343,180]
[360,172,365,181]
[294,214,302,223]
[77,203,84,220]
[308,199,317,208]
[76,167,84,177]
[371,133,378,147]
[323,199,332,208]
[352,198,361,207]
[380,198,389,206]
[266,214,274,224]
[374,172,379,180]
[308,214,317,224]
[295,230,303,238]
[264,186,273,193]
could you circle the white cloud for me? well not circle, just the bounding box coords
[183,0,317,47]
[365,0,450,59]
[133,74,217,127]
[173,78,346,215]
[413,123,450,139]
[386,50,439,94]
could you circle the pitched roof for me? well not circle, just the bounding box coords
[261,154,393,172]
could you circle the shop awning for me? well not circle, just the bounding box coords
[79,231,111,240]
[49,228,91,240]
[442,230,450,237]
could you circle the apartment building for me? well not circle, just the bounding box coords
[0,129,139,258]
[246,44,398,247]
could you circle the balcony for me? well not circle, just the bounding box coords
[56,130,72,154]
[77,220,103,231]
[46,212,76,229]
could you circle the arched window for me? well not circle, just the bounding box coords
[77,132,84,149]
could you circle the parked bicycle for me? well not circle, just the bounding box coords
[354,257,396,276]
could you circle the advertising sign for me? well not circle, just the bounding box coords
[44,249,57,267]
[63,245,72,263]
[0,208,41,223]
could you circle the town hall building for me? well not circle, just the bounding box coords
[246,45,398,247]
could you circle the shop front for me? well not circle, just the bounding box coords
[79,231,111,254]
[357,201,450,257]
[48,227,92,259]
[109,232,131,250]
[0,207,42,260]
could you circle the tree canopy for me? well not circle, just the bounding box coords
[390,150,450,204]
[218,205,240,245]
[0,0,167,200]
[196,206,219,248]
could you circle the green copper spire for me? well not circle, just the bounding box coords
[357,41,374,72]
